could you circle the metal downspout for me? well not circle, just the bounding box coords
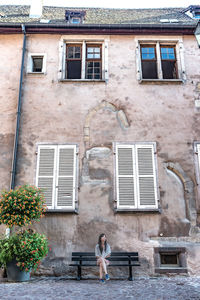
[6,24,26,237]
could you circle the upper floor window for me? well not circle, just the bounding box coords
[27,53,47,74]
[65,10,86,24]
[115,143,159,211]
[59,38,109,81]
[140,43,177,80]
[136,39,185,82]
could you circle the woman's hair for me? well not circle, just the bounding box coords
[98,233,107,254]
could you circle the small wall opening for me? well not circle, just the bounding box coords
[154,247,187,274]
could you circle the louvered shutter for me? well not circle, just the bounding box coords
[136,145,158,208]
[55,145,76,209]
[116,146,136,208]
[36,146,56,209]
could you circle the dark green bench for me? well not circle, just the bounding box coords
[70,251,140,280]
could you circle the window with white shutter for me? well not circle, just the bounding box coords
[116,143,158,210]
[36,145,77,211]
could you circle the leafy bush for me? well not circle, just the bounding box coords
[0,229,49,272]
[0,185,47,228]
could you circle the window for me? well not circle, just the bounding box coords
[141,45,157,79]
[66,44,82,79]
[86,45,102,79]
[154,247,187,274]
[32,57,43,72]
[136,40,185,82]
[36,145,78,211]
[115,143,158,210]
[27,53,47,74]
[64,42,105,80]
[160,46,177,79]
[71,17,81,24]
[65,10,86,24]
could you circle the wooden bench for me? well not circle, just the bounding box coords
[70,252,140,280]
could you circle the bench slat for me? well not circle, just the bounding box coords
[72,257,139,261]
[72,252,138,256]
[70,264,140,267]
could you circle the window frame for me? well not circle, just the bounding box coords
[27,53,47,74]
[58,37,109,82]
[114,142,159,211]
[35,144,78,212]
[135,38,186,83]
[85,44,102,80]
[65,43,82,79]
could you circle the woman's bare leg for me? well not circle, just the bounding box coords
[99,263,103,279]
[100,258,108,275]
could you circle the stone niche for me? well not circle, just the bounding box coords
[154,247,187,274]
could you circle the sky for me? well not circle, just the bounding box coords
[0,0,200,9]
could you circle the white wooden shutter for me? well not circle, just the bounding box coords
[136,145,158,208]
[116,145,136,208]
[36,146,57,209]
[55,145,76,209]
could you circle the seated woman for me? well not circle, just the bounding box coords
[95,233,111,283]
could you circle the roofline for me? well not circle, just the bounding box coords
[0,23,196,35]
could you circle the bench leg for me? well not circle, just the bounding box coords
[128,266,133,281]
[77,266,82,280]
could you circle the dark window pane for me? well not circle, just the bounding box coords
[94,62,100,67]
[142,61,157,79]
[161,61,177,79]
[67,46,81,59]
[160,254,179,266]
[66,60,81,79]
[32,57,43,72]
[94,74,100,79]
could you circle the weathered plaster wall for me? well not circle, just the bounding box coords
[1,33,200,275]
[0,34,23,235]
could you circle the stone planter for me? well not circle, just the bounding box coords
[6,259,31,282]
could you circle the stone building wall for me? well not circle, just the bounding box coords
[0,33,200,276]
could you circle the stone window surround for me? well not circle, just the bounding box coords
[27,53,47,74]
[154,247,187,274]
[113,141,161,212]
[135,36,186,83]
[58,35,110,82]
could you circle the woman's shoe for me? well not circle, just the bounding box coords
[105,274,110,280]
[99,279,105,283]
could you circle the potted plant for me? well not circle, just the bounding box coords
[0,229,48,281]
[0,185,49,281]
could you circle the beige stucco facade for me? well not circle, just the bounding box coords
[0,32,200,276]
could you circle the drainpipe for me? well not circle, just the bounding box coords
[6,24,26,238]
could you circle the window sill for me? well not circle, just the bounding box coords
[139,79,183,84]
[59,79,106,83]
[27,72,46,75]
[115,208,161,214]
[155,267,187,274]
[45,209,78,214]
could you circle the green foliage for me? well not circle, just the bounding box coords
[0,185,47,228]
[0,229,49,272]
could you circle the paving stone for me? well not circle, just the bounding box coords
[0,276,200,299]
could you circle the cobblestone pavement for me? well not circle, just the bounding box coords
[0,276,200,300]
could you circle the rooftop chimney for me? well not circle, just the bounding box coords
[29,0,43,18]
